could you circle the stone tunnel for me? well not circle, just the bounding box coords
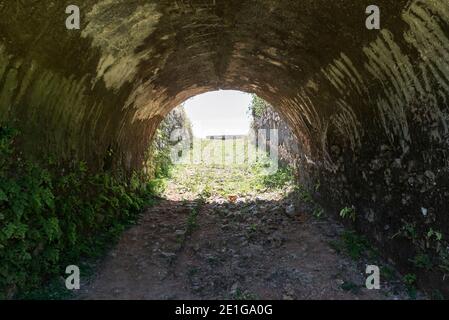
[0,1,448,295]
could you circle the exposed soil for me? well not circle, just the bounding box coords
[79,163,419,300]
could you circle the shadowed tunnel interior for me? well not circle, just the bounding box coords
[0,0,449,296]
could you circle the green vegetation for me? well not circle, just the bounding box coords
[426,228,443,242]
[248,94,269,118]
[186,207,200,234]
[340,281,360,294]
[392,219,449,278]
[260,167,293,189]
[431,289,444,300]
[403,273,417,299]
[340,206,356,222]
[232,288,259,300]
[145,124,178,195]
[171,138,294,198]
[295,185,314,204]
[312,207,324,219]
[294,184,325,220]
[438,250,449,275]
[330,230,376,260]
[409,253,433,270]
[380,265,395,281]
[0,127,167,299]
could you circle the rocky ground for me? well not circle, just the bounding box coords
[79,151,422,300]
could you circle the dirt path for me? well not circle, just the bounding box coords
[79,163,417,300]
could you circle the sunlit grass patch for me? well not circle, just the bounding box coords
[170,138,294,198]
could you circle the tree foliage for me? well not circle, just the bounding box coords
[248,94,269,118]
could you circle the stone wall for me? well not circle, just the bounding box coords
[146,105,192,178]
[250,99,301,172]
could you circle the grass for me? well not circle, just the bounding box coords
[186,207,200,234]
[330,230,377,260]
[340,281,360,294]
[232,288,259,300]
[409,253,433,270]
[171,138,294,198]
[403,273,417,299]
[340,206,356,222]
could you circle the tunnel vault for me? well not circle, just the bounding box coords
[1,1,449,294]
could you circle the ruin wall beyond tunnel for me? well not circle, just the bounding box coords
[0,1,448,295]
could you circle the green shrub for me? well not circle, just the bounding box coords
[258,166,293,189]
[0,127,159,299]
[248,95,269,118]
[340,206,356,222]
[332,230,371,260]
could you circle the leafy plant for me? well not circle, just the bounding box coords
[403,273,417,299]
[380,265,395,281]
[248,95,269,118]
[232,288,259,300]
[437,249,449,275]
[259,167,293,189]
[431,290,444,300]
[392,221,418,241]
[409,253,433,270]
[332,231,372,260]
[295,185,313,204]
[403,273,416,286]
[312,207,324,219]
[427,228,443,242]
[186,207,200,234]
[340,206,356,222]
[0,127,166,299]
[340,281,360,294]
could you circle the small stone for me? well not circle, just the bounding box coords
[175,230,186,236]
[365,209,375,223]
[421,207,428,217]
[161,251,176,258]
[285,204,296,216]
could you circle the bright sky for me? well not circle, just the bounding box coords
[183,90,253,138]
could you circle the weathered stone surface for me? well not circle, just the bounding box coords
[145,105,192,177]
[0,0,448,295]
[251,101,301,171]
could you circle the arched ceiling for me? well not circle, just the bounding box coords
[0,0,447,170]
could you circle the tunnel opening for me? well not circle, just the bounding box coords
[94,90,417,300]
[106,90,407,300]
[150,90,298,202]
